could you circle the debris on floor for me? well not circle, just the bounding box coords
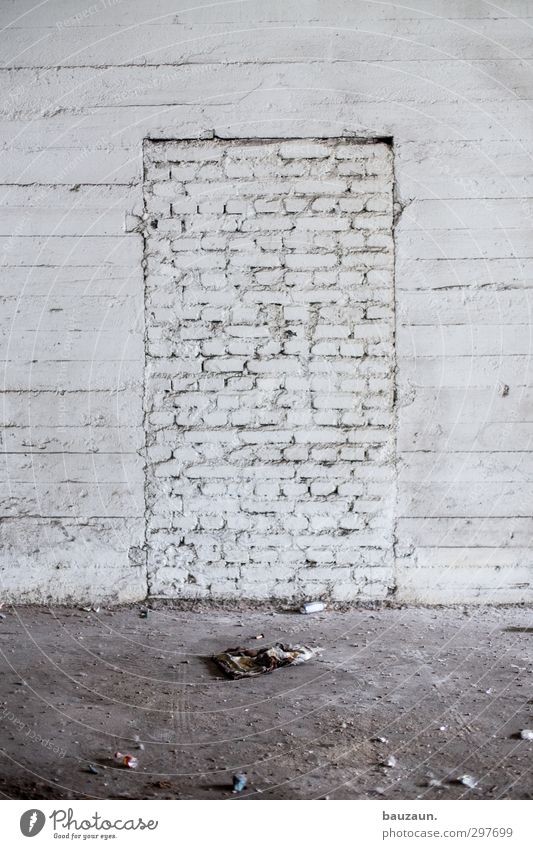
[455,774,478,789]
[300,601,326,614]
[380,755,397,768]
[139,609,149,619]
[519,729,533,740]
[213,643,321,679]
[87,764,99,775]
[232,772,247,793]
[114,751,139,769]
[2,606,532,801]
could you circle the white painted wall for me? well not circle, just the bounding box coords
[1,0,532,604]
[143,138,395,602]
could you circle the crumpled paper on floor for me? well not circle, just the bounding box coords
[213,642,321,679]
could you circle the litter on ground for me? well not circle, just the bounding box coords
[213,643,321,679]
[425,777,443,788]
[232,772,247,793]
[114,752,139,769]
[456,774,478,789]
[300,601,326,614]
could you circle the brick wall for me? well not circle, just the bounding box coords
[143,138,395,601]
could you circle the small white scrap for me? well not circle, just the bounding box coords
[300,601,326,614]
[381,755,397,768]
[458,774,477,789]
[519,729,533,740]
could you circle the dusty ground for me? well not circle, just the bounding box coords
[0,605,531,800]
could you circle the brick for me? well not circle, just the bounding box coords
[284,198,310,213]
[315,324,351,339]
[203,357,245,373]
[285,253,337,269]
[313,394,357,410]
[241,431,294,444]
[242,216,293,231]
[279,142,331,159]
[310,481,338,496]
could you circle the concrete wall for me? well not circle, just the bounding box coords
[1,0,532,604]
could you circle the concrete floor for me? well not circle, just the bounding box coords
[0,605,532,800]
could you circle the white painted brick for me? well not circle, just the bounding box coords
[284,198,310,213]
[311,341,338,356]
[340,342,365,357]
[315,324,351,339]
[310,481,338,496]
[338,161,366,176]
[296,217,350,231]
[285,253,337,269]
[203,357,245,373]
[279,142,331,159]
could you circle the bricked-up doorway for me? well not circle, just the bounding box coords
[143,138,395,601]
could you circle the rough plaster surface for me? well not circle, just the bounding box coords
[0,0,532,604]
[143,138,395,601]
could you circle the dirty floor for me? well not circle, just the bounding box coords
[0,605,532,800]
